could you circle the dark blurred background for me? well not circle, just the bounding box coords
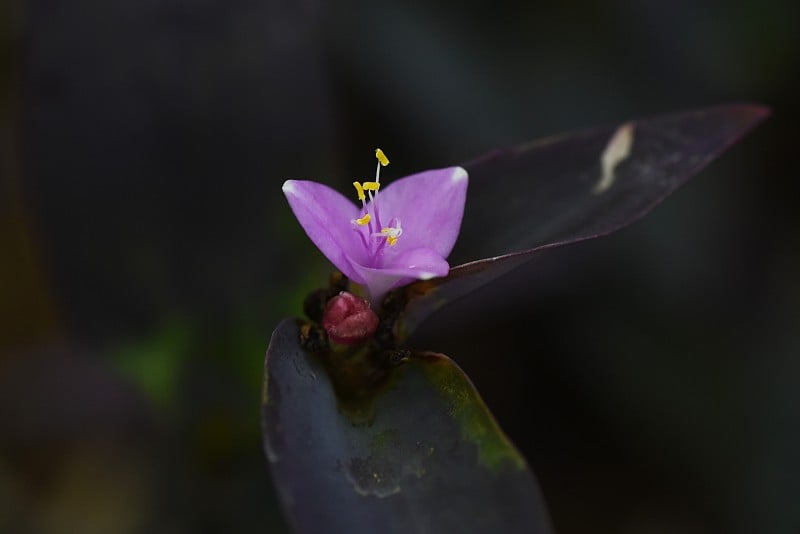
[1,0,798,532]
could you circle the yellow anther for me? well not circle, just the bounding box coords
[379,226,400,246]
[375,148,389,167]
[362,181,381,192]
[355,213,371,226]
[352,181,366,201]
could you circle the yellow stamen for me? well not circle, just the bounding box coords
[375,148,389,167]
[352,181,365,201]
[362,181,380,191]
[355,213,371,226]
[379,226,400,246]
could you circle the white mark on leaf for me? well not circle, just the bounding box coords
[594,122,635,194]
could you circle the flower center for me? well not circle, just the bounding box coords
[350,149,403,260]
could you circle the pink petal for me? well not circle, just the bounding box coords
[374,166,468,258]
[282,180,366,283]
[350,246,450,302]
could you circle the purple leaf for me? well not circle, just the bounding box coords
[262,319,553,534]
[396,104,769,335]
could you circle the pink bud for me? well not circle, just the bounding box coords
[322,292,379,345]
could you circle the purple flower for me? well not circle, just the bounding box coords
[283,150,468,302]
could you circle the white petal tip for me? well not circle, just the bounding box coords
[282,180,297,195]
[451,167,468,182]
[418,272,437,280]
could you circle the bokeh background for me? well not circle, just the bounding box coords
[2,1,798,532]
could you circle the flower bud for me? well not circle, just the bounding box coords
[322,292,379,345]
